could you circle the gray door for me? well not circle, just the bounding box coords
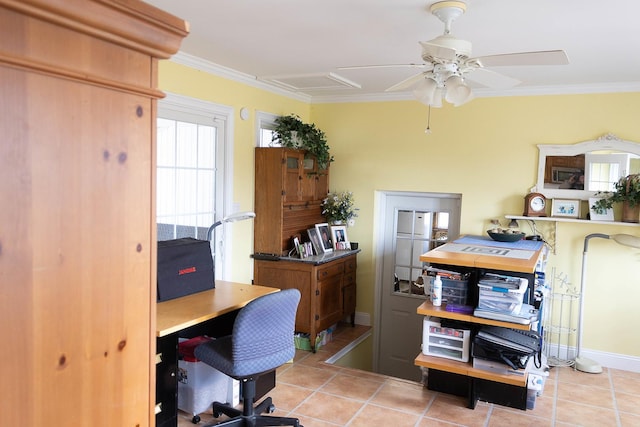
[374,191,461,381]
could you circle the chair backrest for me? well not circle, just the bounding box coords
[231,288,301,375]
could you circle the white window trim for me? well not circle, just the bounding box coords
[255,110,278,147]
[158,92,237,280]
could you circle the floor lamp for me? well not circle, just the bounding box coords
[575,233,640,373]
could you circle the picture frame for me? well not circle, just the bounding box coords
[307,228,323,255]
[589,197,614,221]
[330,225,349,250]
[315,223,333,253]
[551,198,581,218]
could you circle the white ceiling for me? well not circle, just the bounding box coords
[145,0,640,103]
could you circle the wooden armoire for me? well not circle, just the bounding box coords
[0,1,187,425]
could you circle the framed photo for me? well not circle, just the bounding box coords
[330,225,349,250]
[589,197,614,221]
[551,198,581,218]
[307,228,323,255]
[315,223,333,253]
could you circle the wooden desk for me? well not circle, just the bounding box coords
[156,282,278,427]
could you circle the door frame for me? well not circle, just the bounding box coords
[372,190,462,374]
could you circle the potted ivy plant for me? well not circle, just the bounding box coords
[272,114,333,170]
[591,174,640,223]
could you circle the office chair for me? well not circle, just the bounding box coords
[194,289,302,427]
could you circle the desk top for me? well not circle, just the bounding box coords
[156,281,278,337]
[420,236,544,274]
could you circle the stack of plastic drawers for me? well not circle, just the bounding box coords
[425,267,470,306]
[477,274,528,314]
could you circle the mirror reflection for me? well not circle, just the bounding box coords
[393,209,449,297]
[537,134,640,200]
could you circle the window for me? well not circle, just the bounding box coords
[585,153,630,192]
[256,111,279,147]
[157,93,233,279]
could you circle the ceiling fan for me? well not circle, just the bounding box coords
[341,1,569,107]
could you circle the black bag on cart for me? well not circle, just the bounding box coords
[157,238,214,302]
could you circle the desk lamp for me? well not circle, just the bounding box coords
[206,211,256,240]
[575,233,640,373]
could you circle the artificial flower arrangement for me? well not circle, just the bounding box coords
[322,191,358,225]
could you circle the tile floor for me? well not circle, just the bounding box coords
[177,323,640,427]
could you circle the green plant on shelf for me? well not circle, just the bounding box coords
[591,174,640,211]
[272,114,333,170]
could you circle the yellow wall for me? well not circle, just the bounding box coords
[159,60,640,360]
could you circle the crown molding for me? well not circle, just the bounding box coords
[169,52,311,103]
[169,52,640,105]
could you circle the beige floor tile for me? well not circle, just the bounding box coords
[612,374,640,395]
[367,378,435,414]
[277,364,337,390]
[424,394,490,427]
[348,403,420,427]
[620,411,640,427]
[556,381,615,409]
[488,407,553,427]
[555,399,619,427]
[556,366,612,389]
[294,391,364,425]
[319,372,384,401]
[267,382,314,412]
[615,390,640,415]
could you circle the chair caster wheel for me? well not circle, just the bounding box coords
[266,404,276,413]
[191,415,200,424]
[212,411,222,418]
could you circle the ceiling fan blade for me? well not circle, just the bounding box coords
[419,41,457,62]
[464,68,521,89]
[476,50,569,67]
[385,72,426,92]
[339,63,431,70]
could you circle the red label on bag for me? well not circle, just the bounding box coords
[179,266,196,275]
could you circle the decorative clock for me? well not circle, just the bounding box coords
[524,192,547,217]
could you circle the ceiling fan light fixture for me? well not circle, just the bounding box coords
[444,74,472,105]
[413,78,438,106]
[431,88,444,108]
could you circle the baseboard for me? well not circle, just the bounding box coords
[545,343,640,373]
[343,311,371,327]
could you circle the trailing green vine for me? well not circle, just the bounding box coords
[272,114,333,170]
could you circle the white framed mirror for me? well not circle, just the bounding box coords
[536,133,640,200]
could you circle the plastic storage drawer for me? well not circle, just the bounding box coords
[422,317,471,362]
[477,277,528,314]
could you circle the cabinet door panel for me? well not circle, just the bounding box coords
[316,275,343,331]
[254,262,313,332]
[284,152,302,202]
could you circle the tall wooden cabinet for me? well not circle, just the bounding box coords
[254,147,329,256]
[0,2,187,426]
[253,147,358,350]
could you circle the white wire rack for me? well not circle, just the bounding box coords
[542,268,579,367]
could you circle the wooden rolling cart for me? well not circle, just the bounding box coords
[416,237,545,409]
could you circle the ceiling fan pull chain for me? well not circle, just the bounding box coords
[425,105,432,134]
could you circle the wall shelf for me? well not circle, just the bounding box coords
[505,215,639,227]
[505,215,638,254]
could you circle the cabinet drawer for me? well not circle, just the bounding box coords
[317,262,344,280]
[343,272,356,286]
[344,257,356,273]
